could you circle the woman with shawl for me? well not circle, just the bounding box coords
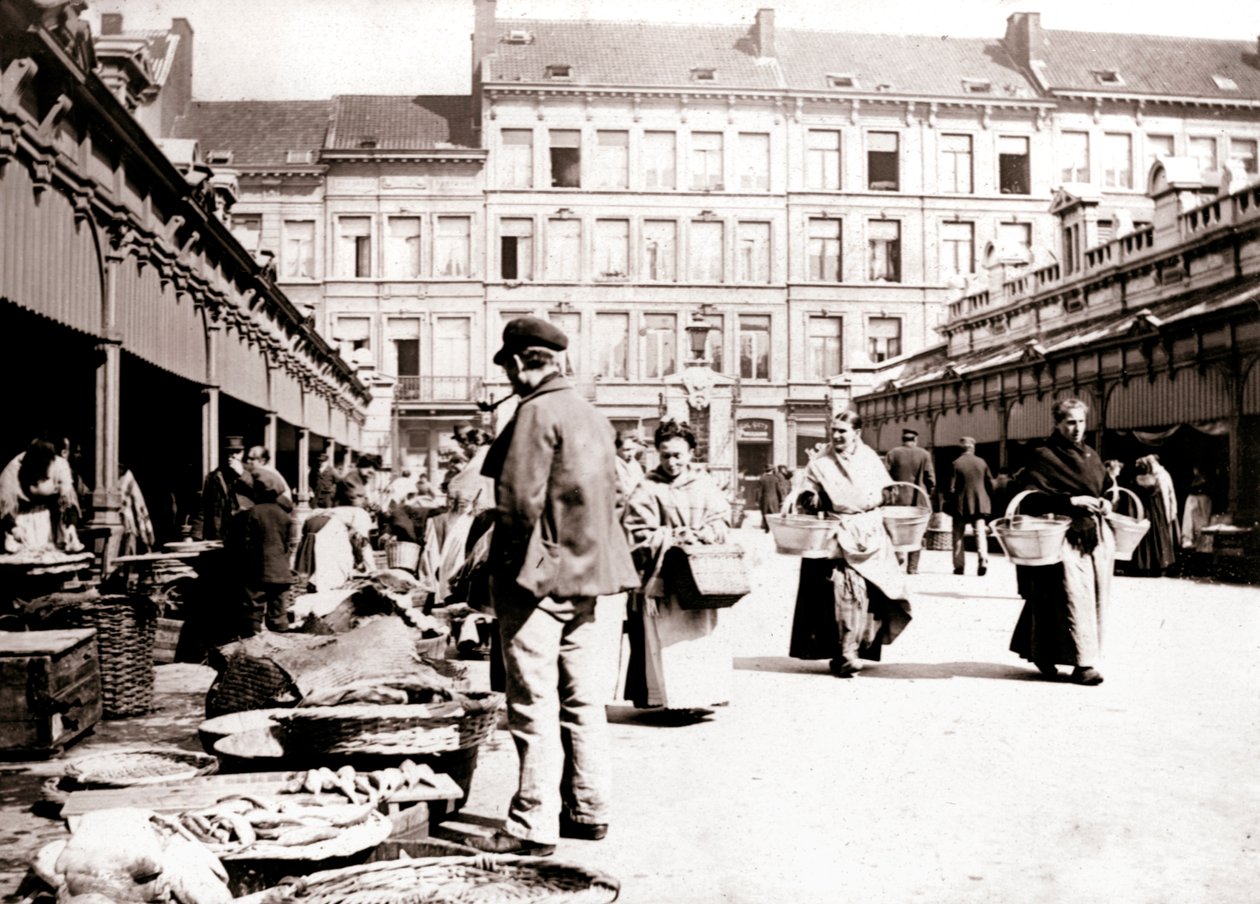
[788,410,913,678]
[1009,399,1115,686]
[1129,454,1179,576]
[622,420,732,712]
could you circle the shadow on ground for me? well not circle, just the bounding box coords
[734,656,1042,682]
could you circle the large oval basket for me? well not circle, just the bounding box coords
[991,490,1071,566]
[766,512,838,558]
[1106,485,1151,562]
[881,481,932,552]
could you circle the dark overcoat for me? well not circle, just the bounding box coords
[481,375,638,601]
[885,444,936,506]
[948,452,993,519]
[240,502,294,586]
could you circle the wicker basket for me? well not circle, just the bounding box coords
[240,855,620,904]
[84,595,158,718]
[275,692,504,756]
[992,490,1072,566]
[386,541,421,572]
[1106,486,1151,562]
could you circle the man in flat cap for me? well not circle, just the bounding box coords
[470,316,638,856]
[947,436,994,576]
[885,428,935,574]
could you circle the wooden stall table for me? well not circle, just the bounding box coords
[1200,524,1257,579]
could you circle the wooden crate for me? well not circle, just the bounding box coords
[0,629,102,755]
[153,617,182,664]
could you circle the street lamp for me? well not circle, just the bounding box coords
[684,311,713,366]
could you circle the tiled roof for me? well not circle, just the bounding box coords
[1037,30,1260,99]
[326,95,475,151]
[489,18,1037,98]
[171,100,331,166]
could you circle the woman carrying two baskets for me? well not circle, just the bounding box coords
[786,410,913,678]
[1008,399,1115,686]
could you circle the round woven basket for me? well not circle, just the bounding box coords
[1106,486,1151,562]
[84,595,158,718]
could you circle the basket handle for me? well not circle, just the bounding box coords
[1004,488,1047,520]
[887,481,931,509]
[1106,485,1145,521]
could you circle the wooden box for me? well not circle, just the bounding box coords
[0,629,102,755]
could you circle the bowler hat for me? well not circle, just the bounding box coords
[493,316,568,366]
[960,436,976,445]
[222,435,246,452]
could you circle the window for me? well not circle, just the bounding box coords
[232,214,261,253]
[807,316,843,380]
[594,219,629,279]
[940,134,973,193]
[385,216,421,278]
[690,132,723,190]
[737,132,770,191]
[827,73,857,89]
[643,219,677,282]
[385,318,420,377]
[1092,69,1123,86]
[1103,133,1133,189]
[545,218,581,281]
[1230,138,1258,174]
[998,135,1030,194]
[500,129,533,188]
[736,222,771,283]
[1146,134,1175,176]
[594,313,629,379]
[738,315,770,380]
[691,67,716,82]
[1213,74,1238,91]
[1060,131,1090,183]
[697,314,724,372]
[961,78,992,94]
[867,220,901,282]
[689,220,724,281]
[333,316,371,361]
[1190,136,1218,174]
[432,317,470,394]
[548,312,579,376]
[806,130,841,190]
[999,221,1032,263]
[280,219,315,279]
[940,221,975,278]
[866,132,899,191]
[594,131,628,189]
[545,64,571,79]
[867,317,902,363]
[549,130,581,188]
[434,216,471,277]
[643,131,676,189]
[643,313,676,379]
[335,216,371,278]
[807,218,842,282]
[499,218,534,280]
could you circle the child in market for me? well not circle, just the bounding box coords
[240,469,295,635]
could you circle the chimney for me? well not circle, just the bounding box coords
[471,0,497,144]
[1004,11,1042,67]
[101,12,123,35]
[755,8,775,59]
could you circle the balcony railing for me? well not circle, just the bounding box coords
[395,376,483,403]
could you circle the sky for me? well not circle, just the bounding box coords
[86,0,1260,100]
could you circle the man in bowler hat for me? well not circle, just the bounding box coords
[191,435,247,541]
[948,436,994,576]
[885,428,935,574]
[469,316,638,856]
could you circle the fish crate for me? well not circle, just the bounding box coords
[0,629,102,757]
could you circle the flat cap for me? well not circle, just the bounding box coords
[960,436,977,446]
[901,429,919,440]
[493,316,568,366]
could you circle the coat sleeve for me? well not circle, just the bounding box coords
[622,482,669,587]
[495,401,556,544]
[923,452,937,496]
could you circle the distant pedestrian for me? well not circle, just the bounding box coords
[1009,399,1113,686]
[757,465,785,531]
[191,435,246,541]
[1129,454,1179,576]
[314,449,344,509]
[237,469,295,635]
[614,430,646,509]
[885,429,935,574]
[947,437,993,576]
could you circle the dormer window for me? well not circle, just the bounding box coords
[356,137,377,149]
[502,29,533,44]
[691,67,716,82]
[874,82,894,92]
[206,149,233,165]
[827,73,858,89]
[961,78,992,94]
[1092,69,1123,86]
[284,150,314,164]
[1213,74,1239,91]
[545,64,572,80]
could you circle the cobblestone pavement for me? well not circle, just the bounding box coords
[3,531,1257,903]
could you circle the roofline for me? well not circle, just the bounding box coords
[1050,89,1260,109]
[319,149,487,162]
[484,83,1055,108]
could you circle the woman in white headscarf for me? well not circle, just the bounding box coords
[1129,454,1179,576]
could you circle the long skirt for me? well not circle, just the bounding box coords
[1010,526,1114,667]
[1129,486,1178,576]
[788,557,895,665]
[624,593,730,709]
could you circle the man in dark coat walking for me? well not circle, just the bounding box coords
[885,429,935,574]
[470,317,638,857]
[191,435,247,540]
[948,436,994,576]
[757,465,785,531]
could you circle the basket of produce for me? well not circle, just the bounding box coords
[991,490,1071,566]
[275,691,504,756]
[170,798,392,862]
[1105,486,1151,562]
[41,747,218,811]
[83,594,159,717]
[237,855,620,904]
[881,481,933,552]
[765,494,839,558]
[386,540,422,572]
[923,512,953,550]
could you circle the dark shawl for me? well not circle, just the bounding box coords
[1018,431,1108,552]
